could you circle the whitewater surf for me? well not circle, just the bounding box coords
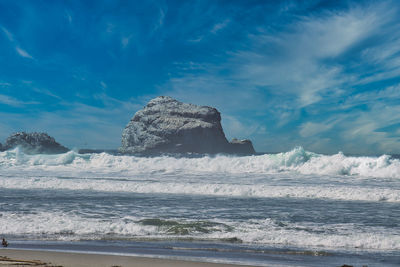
[0,147,399,266]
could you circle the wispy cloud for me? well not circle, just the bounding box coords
[169,2,392,109]
[188,36,204,43]
[160,1,400,153]
[299,122,335,138]
[121,35,132,48]
[0,82,11,87]
[106,23,115,33]
[0,94,38,107]
[0,94,24,107]
[1,25,34,59]
[188,19,230,42]
[340,103,400,154]
[356,34,400,84]
[1,0,399,154]
[100,81,107,89]
[153,8,165,31]
[233,4,388,107]
[222,115,267,140]
[1,26,14,41]
[162,72,266,113]
[65,10,72,24]
[210,19,230,34]
[16,46,33,59]
[32,87,62,100]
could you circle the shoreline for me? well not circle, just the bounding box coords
[0,249,254,267]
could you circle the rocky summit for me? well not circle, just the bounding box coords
[119,96,256,155]
[4,132,69,154]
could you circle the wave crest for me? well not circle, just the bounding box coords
[1,146,399,178]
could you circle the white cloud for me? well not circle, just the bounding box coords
[65,10,72,24]
[162,72,266,114]
[188,36,204,43]
[100,81,107,89]
[32,88,61,100]
[0,82,11,87]
[233,4,389,107]
[188,19,230,42]
[165,4,389,112]
[357,35,400,84]
[361,38,400,64]
[16,46,33,59]
[222,115,265,140]
[0,94,24,107]
[299,122,334,138]
[106,23,115,33]
[0,94,39,107]
[1,27,35,60]
[170,2,395,120]
[296,8,380,57]
[121,35,132,48]
[297,82,400,154]
[1,26,13,41]
[210,19,230,34]
[153,8,165,31]
[336,102,400,154]
[349,85,400,104]
[160,2,400,153]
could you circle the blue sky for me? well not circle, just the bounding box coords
[1,0,400,154]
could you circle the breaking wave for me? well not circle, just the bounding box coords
[1,211,398,251]
[0,146,399,178]
[1,147,399,254]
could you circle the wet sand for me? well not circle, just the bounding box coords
[0,249,252,267]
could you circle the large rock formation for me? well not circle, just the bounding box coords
[119,96,255,155]
[4,132,69,154]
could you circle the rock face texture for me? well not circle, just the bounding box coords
[120,96,255,155]
[4,132,69,154]
[228,138,256,154]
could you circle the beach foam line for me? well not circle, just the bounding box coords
[2,213,399,251]
[0,248,263,267]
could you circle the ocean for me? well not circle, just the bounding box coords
[0,146,399,266]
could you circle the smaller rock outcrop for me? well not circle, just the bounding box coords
[4,132,69,154]
[228,138,255,154]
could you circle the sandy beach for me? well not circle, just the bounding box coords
[0,249,252,267]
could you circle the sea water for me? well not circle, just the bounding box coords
[0,147,399,266]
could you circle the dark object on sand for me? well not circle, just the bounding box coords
[340,265,353,267]
[2,238,8,247]
[0,256,53,266]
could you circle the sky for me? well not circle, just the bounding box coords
[0,0,400,154]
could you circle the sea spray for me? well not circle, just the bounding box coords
[1,146,399,178]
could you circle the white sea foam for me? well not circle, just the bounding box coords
[1,147,399,202]
[1,147,400,178]
[0,175,398,202]
[226,218,400,251]
[1,211,398,251]
[1,147,399,255]
[0,211,154,241]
